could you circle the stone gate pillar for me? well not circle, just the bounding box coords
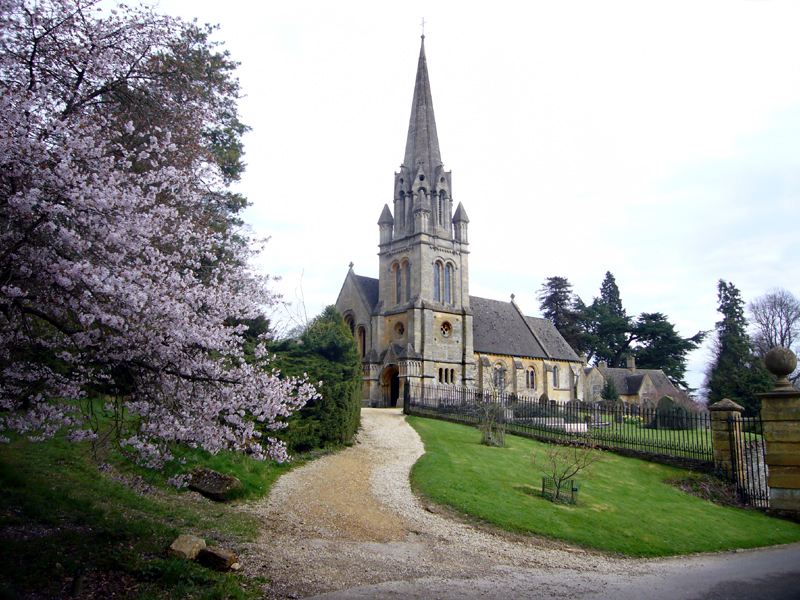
[709,399,745,482]
[758,347,800,515]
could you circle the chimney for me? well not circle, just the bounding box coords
[626,356,636,372]
[598,361,607,369]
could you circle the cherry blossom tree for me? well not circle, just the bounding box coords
[0,0,317,467]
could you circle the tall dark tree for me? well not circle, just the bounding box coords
[599,271,625,318]
[537,276,586,354]
[631,314,706,389]
[582,272,630,365]
[580,272,704,388]
[705,280,773,415]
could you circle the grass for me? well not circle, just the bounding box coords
[415,407,716,461]
[0,429,298,600]
[407,416,800,557]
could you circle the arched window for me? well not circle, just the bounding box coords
[357,326,366,358]
[444,263,452,304]
[553,365,559,388]
[438,368,443,384]
[450,368,455,385]
[526,367,536,389]
[404,261,411,302]
[344,315,355,336]
[395,264,402,304]
[493,363,505,390]
[397,193,405,231]
[434,262,441,302]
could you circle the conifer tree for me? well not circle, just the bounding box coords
[583,272,630,365]
[600,378,620,402]
[580,272,704,388]
[537,276,586,354]
[705,280,773,415]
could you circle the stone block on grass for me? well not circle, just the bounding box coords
[167,534,206,560]
[197,546,237,571]
[188,466,244,501]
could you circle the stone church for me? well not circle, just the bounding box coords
[335,37,585,407]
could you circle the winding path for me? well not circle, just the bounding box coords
[240,408,800,600]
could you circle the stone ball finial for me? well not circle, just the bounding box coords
[764,347,797,389]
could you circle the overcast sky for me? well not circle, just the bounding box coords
[154,0,800,393]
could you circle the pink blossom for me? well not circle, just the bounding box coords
[0,0,318,468]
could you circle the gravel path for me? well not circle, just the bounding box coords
[239,408,647,599]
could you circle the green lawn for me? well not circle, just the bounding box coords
[407,416,800,557]
[415,407,716,460]
[0,431,296,600]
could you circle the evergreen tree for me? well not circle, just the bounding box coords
[599,271,625,318]
[632,314,706,389]
[705,280,773,415]
[583,272,630,365]
[600,378,620,402]
[581,272,705,388]
[537,276,586,354]
[269,307,362,452]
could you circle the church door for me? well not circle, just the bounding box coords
[390,372,400,407]
[383,366,400,407]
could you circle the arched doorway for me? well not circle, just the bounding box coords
[382,365,400,407]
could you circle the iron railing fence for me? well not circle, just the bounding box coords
[727,414,770,509]
[407,383,714,464]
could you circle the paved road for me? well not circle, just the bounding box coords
[308,542,800,600]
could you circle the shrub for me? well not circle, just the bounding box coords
[268,307,362,453]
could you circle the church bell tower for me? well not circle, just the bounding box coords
[370,36,475,401]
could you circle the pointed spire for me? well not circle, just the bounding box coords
[378,204,394,225]
[453,202,469,223]
[403,37,442,177]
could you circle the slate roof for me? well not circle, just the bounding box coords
[596,366,679,397]
[470,296,581,362]
[470,296,548,359]
[641,369,679,398]
[524,316,582,362]
[597,367,643,395]
[353,275,380,312]
[344,278,582,363]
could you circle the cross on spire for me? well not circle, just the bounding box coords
[420,17,426,39]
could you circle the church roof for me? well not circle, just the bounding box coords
[524,316,582,362]
[353,274,380,311]
[470,296,580,362]
[403,37,442,176]
[345,274,580,363]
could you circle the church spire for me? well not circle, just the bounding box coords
[403,36,442,176]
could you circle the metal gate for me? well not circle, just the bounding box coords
[728,414,770,508]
